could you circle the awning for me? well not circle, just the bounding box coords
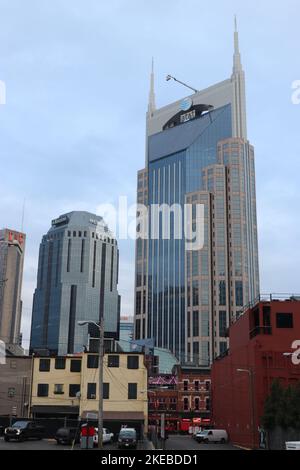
[31,405,79,415]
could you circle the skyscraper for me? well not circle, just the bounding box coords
[134,22,260,364]
[30,211,120,355]
[0,229,26,346]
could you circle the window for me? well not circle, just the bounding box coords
[87,383,97,399]
[194,397,200,411]
[69,384,80,398]
[205,381,211,391]
[192,281,199,306]
[37,384,49,397]
[193,311,199,337]
[10,360,17,369]
[39,359,50,372]
[183,380,189,392]
[194,381,200,392]
[103,383,109,400]
[276,313,293,329]
[136,291,142,315]
[55,357,66,370]
[87,355,99,368]
[127,356,139,369]
[219,311,227,337]
[220,342,228,355]
[7,387,15,398]
[183,397,189,411]
[219,281,226,306]
[235,281,243,307]
[128,383,137,400]
[70,359,81,372]
[108,355,119,368]
[54,384,64,395]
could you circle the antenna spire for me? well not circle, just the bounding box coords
[233,15,242,73]
[148,57,156,115]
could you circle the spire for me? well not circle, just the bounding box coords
[148,57,156,115]
[233,15,242,73]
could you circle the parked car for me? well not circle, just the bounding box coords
[4,421,45,442]
[286,441,300,450]
[195,429,228,444]
[55,427,80,445]
[93,427,114,446]
[118,428,137,449]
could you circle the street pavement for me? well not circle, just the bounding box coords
[164,435,239,451]
[0,435,238,451]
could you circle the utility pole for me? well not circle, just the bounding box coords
[98,316,104,450]
[78,319,104,450]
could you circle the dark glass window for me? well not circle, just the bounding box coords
[235,281,243,307]
[103,383,109,400]
[69,384,80,397]
[219,311,227,337]
[39,359,50,372]
[87,383,97,399]
[55,357,66,370]
[135,319,141,340]
[127,356,139,369]
[70,359,81,372]
[87,355,99,368]
[219,281,226,306]
[37,384,49,397]
[183,380,189,392]
[107,355,119,368]
[136,291,142,315]
[276,313,293,329]
[193,311,199,337]
[67,239,71,272]
[128,383,137,400]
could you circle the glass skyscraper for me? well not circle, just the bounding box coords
[30,211,120,355]
[134,23,260,364]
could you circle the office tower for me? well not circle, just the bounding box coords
[30,211,120,355]
[134,22,260,364]
[0,229,26,346]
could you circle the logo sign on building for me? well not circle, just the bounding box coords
[180,97,193,112]
[51,216,69,227]
[180,109,196,124]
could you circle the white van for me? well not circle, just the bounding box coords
[195,429,228,444]
[286,441,300,450]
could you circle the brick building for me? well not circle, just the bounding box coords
[211,296,300,449]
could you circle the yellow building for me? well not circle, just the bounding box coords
[30,352,148,435]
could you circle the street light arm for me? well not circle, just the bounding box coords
[166,75,199,94]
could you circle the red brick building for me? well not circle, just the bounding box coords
[148,366,211,432]
[211,296,300,448]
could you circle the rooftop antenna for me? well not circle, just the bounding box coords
[21,198,26,233]
[166,75,199,94]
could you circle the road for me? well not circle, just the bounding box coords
[164,435,239,451]
[0,435,238,451]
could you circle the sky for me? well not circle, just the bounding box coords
[0,0,299,350]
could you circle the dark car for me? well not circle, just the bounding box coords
[55,427,80,445]
[118,428,137,449]
[4,421,45,442]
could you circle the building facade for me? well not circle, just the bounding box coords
[30,352,148,435]
[211,295,300,449]
[134,23,259,364]
[0,229,26,346]
[30,212,120,355]
[148,366,211,433]
[0,355,32,417]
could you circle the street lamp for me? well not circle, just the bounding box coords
[237,368,256,449]
[78,319,104,450]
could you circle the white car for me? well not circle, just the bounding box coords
[195,429,228,444]
[286,442,300,450]
[93,428,114,446]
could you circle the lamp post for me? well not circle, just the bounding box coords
[78,319,104,450]
[237,368,256,449]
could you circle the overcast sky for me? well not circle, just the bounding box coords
[0,0,299,349]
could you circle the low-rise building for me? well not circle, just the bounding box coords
[0,355,32,418]
[30,352,148,435]
[211,295,300,449]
